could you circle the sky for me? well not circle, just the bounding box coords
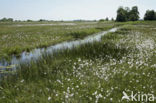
[0,0,156,20]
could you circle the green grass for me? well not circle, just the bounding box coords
[0,21,156,103]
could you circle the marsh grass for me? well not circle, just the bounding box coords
[0,22,117,59]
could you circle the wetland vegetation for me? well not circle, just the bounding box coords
[0,21,156,103]
[0,21,116,59]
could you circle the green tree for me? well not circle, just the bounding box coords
[129,6,139,21]
[144,10,156,20]
[99,19,105,22]
[116,7,128,22]
[116,6,140,22]
[8,18,13,22]
[0,18,13,22]
[0,18,7,22]
[27,20,33,22]
[105,17,109,21]
[125,7,130,20]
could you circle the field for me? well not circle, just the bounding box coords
[0,21,156,103]
[0,21,115,59]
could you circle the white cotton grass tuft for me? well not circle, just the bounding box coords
[48,97,51,101]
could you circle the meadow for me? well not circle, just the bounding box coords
[0,21,115,59]
[0,21,156,103]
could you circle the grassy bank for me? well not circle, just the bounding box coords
[0,21,156,102]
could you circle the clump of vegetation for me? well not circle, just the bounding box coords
[67,28,100,39]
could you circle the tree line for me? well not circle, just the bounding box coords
[116,6,156,22]
[0,18,14,22]
[0,18,55,22]
[1,6,156,22]
[116,6,139,22]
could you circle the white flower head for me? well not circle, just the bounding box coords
[48,97,51,101]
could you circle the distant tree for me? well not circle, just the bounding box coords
[7,18,14,22]
[129,6,139,21]
[27,19,33,22]
[111,18,114,21]
[125,7,130,20]
[99,19,105,22]
[0,18,13,22]
[116,7,128,22]
[144,10,156,20]
[116,6,139,22]
[0,18,7,22]
[105,17,109,21]
[39,19,46,22]
[60,20,64,22]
